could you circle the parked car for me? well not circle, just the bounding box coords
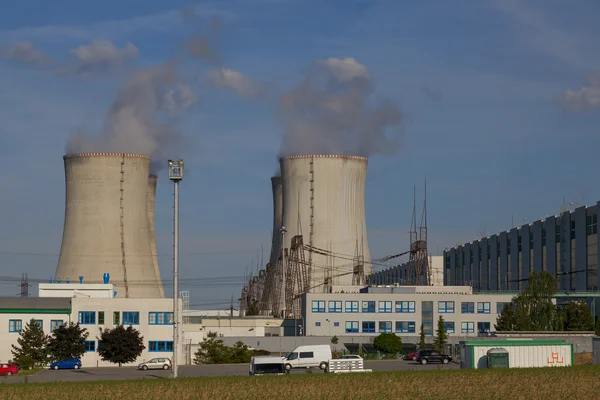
[406,350,422,361]
[50,358,82,370]
[138,358,172,370]
[283,345,332,372]
[337,355,363,360]
[415,350,452,365]
[0,363,19,376]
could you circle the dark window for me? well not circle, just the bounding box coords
[85,341,96,352]
[587,215,598,235]
[362,321,375,333]
[556,223,561,243]
[477,322,491,333]
[98,312,104,325]
[530,233,534,248]
[149,341,174,352]
[362,301,376,313]
[571,221,576,239]
[461,302,474,314]
[518,235,522,252]
[507,239,511,255]
[299,352,314,359]
[122,312,139,325]
[113,311,120,325]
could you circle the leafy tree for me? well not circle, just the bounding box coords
[418,324,427,350]
[331,335,339,345]
[11,319,49,369]
[97,325,146,367]
[47,322,88,361]
[194,331,230,364]
[595,319,600,336]
[563,300,594,331]
[373,333,403,354]
[433,316,448,352]
[495,303,517,331]
[228,341,252,363]
[246,300,261,316]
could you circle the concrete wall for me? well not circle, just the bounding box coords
[147,175,165,298]
[280,155,371,289]
[56,153,163,298]
[39,283,116,298]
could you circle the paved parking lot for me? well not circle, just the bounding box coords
[1,360,458,384]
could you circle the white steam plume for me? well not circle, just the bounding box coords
[278,57,403,157]
[559,72,600,111]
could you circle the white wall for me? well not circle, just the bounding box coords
[39,283,116,298]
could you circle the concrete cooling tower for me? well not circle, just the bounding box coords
[280,155,371,291]
[147,174,165,298]
[268,176,283,269]
[55,153,164,298]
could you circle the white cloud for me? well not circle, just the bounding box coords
[559,72,600,111]
[206,67,264,97]
[317,57,370,81]
[66,40,139,77]
[0,42,51,66]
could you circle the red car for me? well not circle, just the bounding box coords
[406,351,422,361]
[0,363,18,376]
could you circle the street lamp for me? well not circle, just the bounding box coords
[168,159,183,379]
[280,226,287,318]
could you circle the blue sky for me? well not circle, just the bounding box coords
[1,0,599,308]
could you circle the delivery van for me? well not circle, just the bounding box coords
[283,345,332,372]
[249,356,286,376]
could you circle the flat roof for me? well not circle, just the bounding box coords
[461,340,567,346]
[0,297,71,313]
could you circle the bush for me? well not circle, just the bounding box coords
[373,333,403,354]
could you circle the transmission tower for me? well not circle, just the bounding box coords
[407,181,429,285]
[19,273,30,297]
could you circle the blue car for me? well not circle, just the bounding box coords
[50,358,82,370]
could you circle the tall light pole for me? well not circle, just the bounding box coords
[280,226,287,319]
[168,159,183,379]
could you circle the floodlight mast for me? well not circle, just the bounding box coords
[168,159,183,378]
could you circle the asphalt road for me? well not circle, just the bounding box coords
[0,360,458,384]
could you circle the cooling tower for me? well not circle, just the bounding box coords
[268,176,283,269]
[147,175,165,298]
[55,153,163,298]
[280,155,371,290]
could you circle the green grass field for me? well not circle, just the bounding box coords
[2,366,600,399]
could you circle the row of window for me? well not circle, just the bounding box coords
[338,320,491,334]
[82,340,173,353]
[78,311,173,326]
[311,300,502,315]
[9,319,64,333]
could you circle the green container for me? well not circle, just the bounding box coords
[487,348,509,369]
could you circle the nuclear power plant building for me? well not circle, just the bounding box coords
[55,153,164,298]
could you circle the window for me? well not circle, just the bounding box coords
[444,321,455,334]
[587,215,598,235]
[85,341,96,352]
[328,301,342,313]
[299,352,314,359]
[315,322,321,327]
[362,321,375,333]
[345,321,359,333]
[362,301,376,313]
[379,321,392,333]
[478,322,491,333]
[571,221,576,240]
[477,302,491,314]
[507,239,511,255]
[378,301,392,313]
[122,312,140,325]
[98,312,105,325]
[312,300,325,313]
[461,302,474,314]
[149,312,174,325]
[395,301,415,313]
[542,228,547,246]
[50,320,63,331]
[345,301,359,313]
[149,341,174,352]
[9,319,22,333]
[438,301,455,313]
[395,321,416,333]
[496,302,510,314]
[461,322,474,334]
[333,322,339,327]
[32,319,43,329]
[79,311,96,324]
[518,235,522,252]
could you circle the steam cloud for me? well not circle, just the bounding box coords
[66,63,197,172]
[0,42,51,66]
[559,72,600,111]
[67,40,139,77]
[278,57,403,157]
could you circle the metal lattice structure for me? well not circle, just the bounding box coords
[407,183,429,285]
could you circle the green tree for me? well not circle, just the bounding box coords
[433,316,448,352]
[47,322,88,361]
[495,303,517,331]
[97,325,146,367]
[418,324,427,350]
[563,300,594,331]
[194,331,230,364]
[246,300,260,316]
[514,272,558,331]
[594,319,600,336]
[373,333,403,354]
[228,341,253,363]
[11,319,49,369]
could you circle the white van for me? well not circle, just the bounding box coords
[249,356,286,376]
[283,345,332,372]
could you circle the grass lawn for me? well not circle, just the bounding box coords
[2,366,600,399]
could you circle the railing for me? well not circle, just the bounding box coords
[327,359,372,373]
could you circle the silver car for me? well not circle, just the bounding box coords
[138,358,172,370]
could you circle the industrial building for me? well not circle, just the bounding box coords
[301,286,513,337]
[367,256,445,286]
[0,281,182,367]
[55,153,164,298]
[444,202,599,293]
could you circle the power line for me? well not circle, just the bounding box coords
[0,249,262,257]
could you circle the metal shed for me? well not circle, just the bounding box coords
[460,340,573,369]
